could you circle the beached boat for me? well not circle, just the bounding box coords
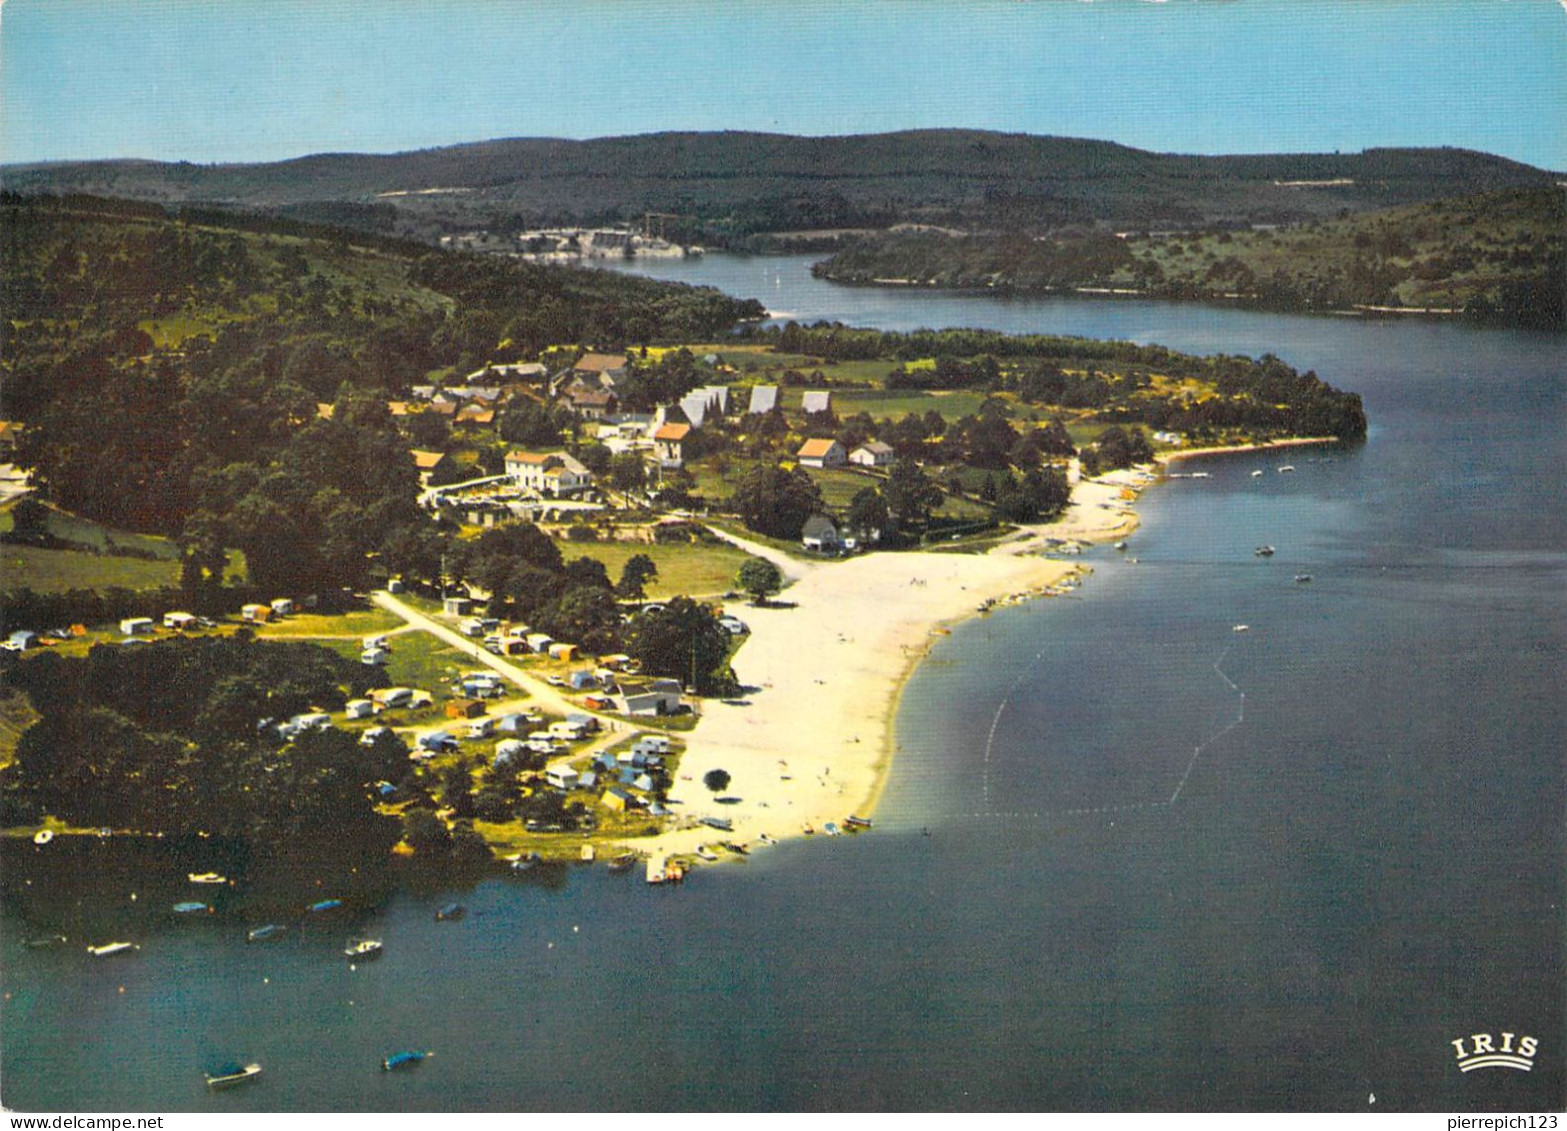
[607,853,636,873]
[510,852,542,872]
[86,942,137,957]
[700,816,733,832]
[1114,541,1127,551]
[1254,545,1276,557]
[435,903,465,921]
[188,872,227,884]
[172,901,211,914]
[344,939,383,960]
[32,829,54,845]
[246,924,286,943]
[724,842,749,856]
[801,823,815,835]
[844,815,874,830]
[695,846,718,861]
[205,1063,263,1090]
[823,822,842,836]
[382,1051,431,1072]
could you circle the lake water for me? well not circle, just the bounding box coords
[3,256,1562,1112]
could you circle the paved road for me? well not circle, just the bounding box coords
[703,524,815,583]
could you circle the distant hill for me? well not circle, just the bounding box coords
[4,131,1558,244]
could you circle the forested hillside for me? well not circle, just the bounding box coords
[815,188,1566,328]
[0,194,763,592]
[5,131,1557,246]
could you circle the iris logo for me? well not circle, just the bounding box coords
[1451,1031,1538,1072]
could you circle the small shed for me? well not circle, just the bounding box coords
[444,596,472,617]
[526,633,554,653]
[467,717,496,739]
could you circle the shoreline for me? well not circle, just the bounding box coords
[630,466,1147,862]
[1157,436,1340,464]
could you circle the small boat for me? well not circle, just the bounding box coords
[87,942,138,957]
[844,815,874,830]
[1295,574,1314,584]
[435,903,464,921]
[1233,624,1250,633]
[172,901,211,914]
[1190,472,1211,479]
[579,844,596,863]
[700,816,733,832]
[382,1050,431,1072]
[205,1063,263,1090]
[1114,541,1127,551]
[308,899,342,914]
[510,852,542,872]
[246,924,286,943]
[646,859,666,884]
[188,872,227,885]
[344,939,383,960]
[723,842,749,856]
[23,934,67,949]
[756,832,777,846]
[823,822,842,836]
[1250,469,1264,478]
[32,829,54,845]
[1277,465,1296,473]
[695,846,718,862]
[607,853,636,873]
[801,823,815,835]
[1254,545,1276,557]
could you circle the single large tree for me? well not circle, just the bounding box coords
[736,558,783,605]
[882,459,943,537]
[624,596,731,695]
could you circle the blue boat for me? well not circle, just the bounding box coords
[382,1050,431,1071]
[173,901,211,914]
[307,899,342,914]
[246,924,286,943]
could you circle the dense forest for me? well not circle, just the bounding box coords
[0,635,411,869]
[815,188,1566,328]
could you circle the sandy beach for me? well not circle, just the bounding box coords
[636,467,1149,861]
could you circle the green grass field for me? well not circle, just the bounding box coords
[253,609,406,639]
[0,544,180,592]
[562,539,757,598]
[319,630,468,702]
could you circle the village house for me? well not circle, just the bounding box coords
[850,441,896,468]
[797,438,847,469]
[504,450,595,497]
[411,449,448,486]
[652,423,691,469]
[570,352,628,389]
[568,387,618,420]
[801,514,840,553]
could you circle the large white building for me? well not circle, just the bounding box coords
[504,451,595,497]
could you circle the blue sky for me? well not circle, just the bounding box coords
[3,0,1564,169]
